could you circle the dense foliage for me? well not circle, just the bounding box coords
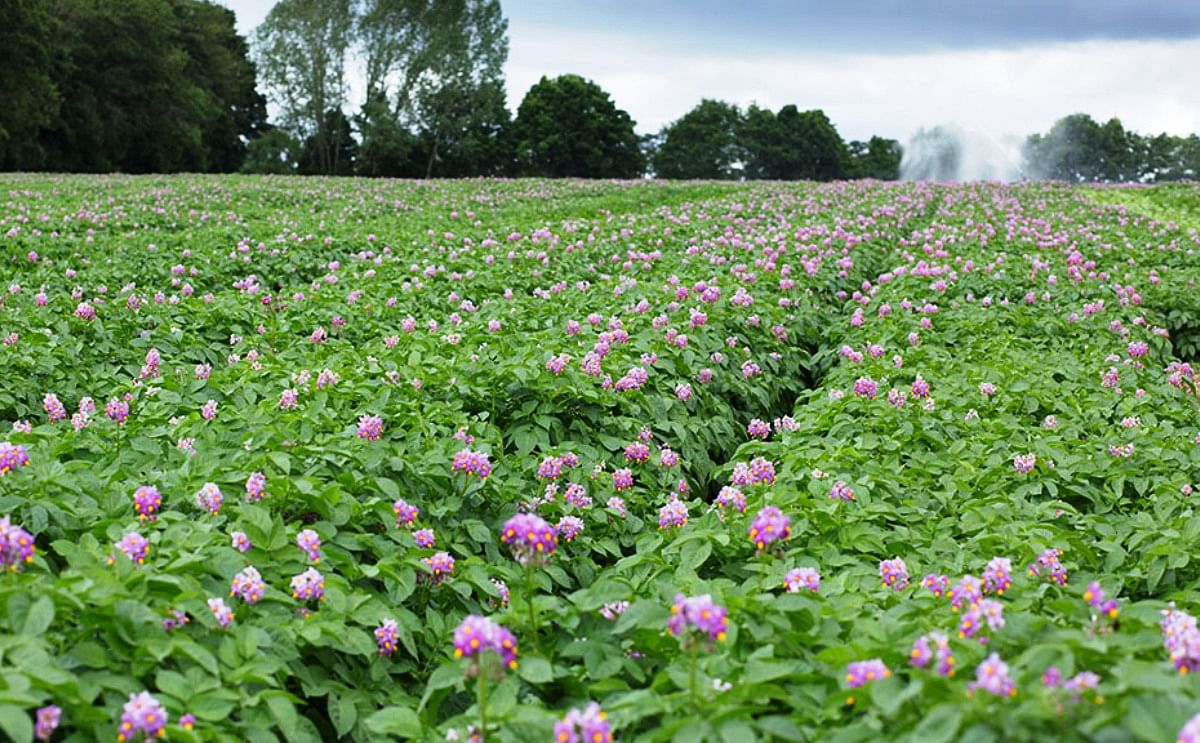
[1,176,1200,741]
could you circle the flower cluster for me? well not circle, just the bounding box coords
[923,573,950,597]
[667,593,728,643]
[880,558,909,590]
[1161,605,1200,673]
[783,567,820,593]
[196,482,223,515]
[231,531,252,552]
[208,597,234,628]
[845,659,890,688]
[453,615,518,670]
[554,703,613,743]
[0,442,30,476]
[245,471,266,502]
[500,513,557,563]
[624,440,651,463]
[612,468,633,490]
[967,653,1016,697]
[451,448,492,479]
[109,532,150,566]
[911,632,955,676]
[357,414,383,440]
[393,498,419,527]
[1,515,36,571]
[291,567,325,601]
[747,506,790,550]
[1083,581,1119,619]
[982,557,1012,594]
[117,691,168,742]
[35,704,60,741]
[556,515,584,541]
[132,485,161,522]
[1028,548,1068,585]
[1012,453,1036,474]
[230,566,265,604]
[420,552,455,584]
[714,486,746,514]
[376,618,400,656]
[296,529,321,563]
[658,497,688,529]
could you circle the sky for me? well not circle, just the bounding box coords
[218,0,1200,143]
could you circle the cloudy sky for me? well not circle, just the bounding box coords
[220,0,1200,143]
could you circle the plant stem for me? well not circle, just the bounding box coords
[478,664,489,742]
[689,641,699,711]
[525,561,539,651]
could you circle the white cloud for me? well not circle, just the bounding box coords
[505,24,1200,142]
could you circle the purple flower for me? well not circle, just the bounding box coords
[393,498,419,527]
[245,471,266,502]
[200,399,218,421]
[923,573,950,597]
[451,448,492,479]
[828,480,855,501]
[420,552,455,584]
[196,483,223,515]
[657,497,688,529]
[557,516,584,541]
[453,614,518,670]
[117,691,168,741]
[1178,713,1200,743]
[291,568,325,601]
[612,468,633,491]
[983,557,1012,594]
[1084,581,1119,618]
[231,531,252,552]
[911,375,930,398]
[162,609,189,631]
[747,419,771,439]
[668,593,728,643]
[357,414,383,441]
[978,382,997,397]
[179,713,196,730]
[106,398,130,425]
[0,442,30,476]
[910,632,954,677]
[35,704,60,741]
[43,393,66,423]
[853,377,878,399]
[414,528,435,548]
[279,388,299,409]
[554,703,613,743]
[376,618,400,656]
[296,529,321,563]
[967,653,1016,697]
[748,506,790,551]
[133,485,161,522]
[109,532,150,566]
[845,659,891,688]
[500,512,557,563]
[1028,548,1068,585]
[230,566,265,604]
[624,441,651,463]
[879,558,909,590]
[490,578,510,607]
[749,457,776,485]
[715,486,746,513]
[536,456,564,480]
[950,575,983,611]
[606,496,627,518]
[208,598,234,628]
[1042,666,1063,688]
[783,567,820,593]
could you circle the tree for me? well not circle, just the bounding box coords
[511,74,644,178]
[1024,113,1104,181]
[739,104,848,181]
[242,127,299,174]
[358,0,509,177]
[653,99,743,180]
[255,0,354,175]
[849,136,902,180]
[298,109,357,175]
[0,0,61,170]
[174,1,268,172]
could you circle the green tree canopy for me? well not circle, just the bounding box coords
[653,99,743,179]
[511,74,644,178]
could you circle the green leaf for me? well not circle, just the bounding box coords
[0,705,33,743]
[329,693,358,737]
[906,704,961,743]
[22,596,54,636]
[517,656,553,684]
[364,706,421,737]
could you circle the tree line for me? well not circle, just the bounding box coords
[0,0,1195,182]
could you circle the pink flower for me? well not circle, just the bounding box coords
[357,414,383,441]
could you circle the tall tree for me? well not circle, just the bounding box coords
[511,75,643,178]
[255,0,354,175]
[174,1,268,172]
[0,0,61,170]
[358,0,509,177]
[654,99,743,179]
[739,104,785,180]
[1024,113,1103,181]
[848,136,903,180]
[739,104,848,181]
